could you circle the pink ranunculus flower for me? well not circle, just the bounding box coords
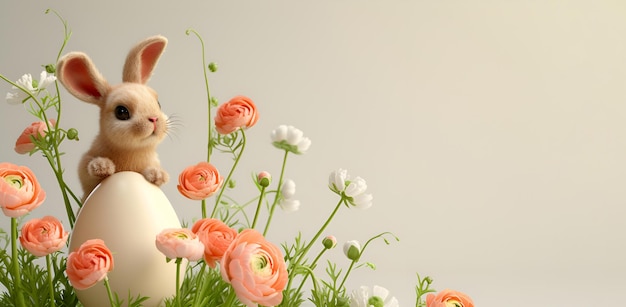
[220,229,288,307]
[155,228,205,261]
[191,218,238,268]
[0,162,46,218]
[19,215,69,257]
[177,162,223,200]
[14,119,56,154]
[214,95,259,135]
[426,289,474,307]
[66,239,114,290]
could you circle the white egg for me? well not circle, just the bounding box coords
[69,171,184,307]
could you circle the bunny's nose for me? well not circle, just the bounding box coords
[149,117,158,123]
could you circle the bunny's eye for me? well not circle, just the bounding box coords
[115,106,131,120]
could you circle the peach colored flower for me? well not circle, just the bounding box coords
[155,228,204,261]
[0,162,46,218]
[220,229,288,307]
[426,289,474,307]
[14,119,56,154]
[214,95,259,135]
[66,239,114,290]
[177,162,223,200]
[19,215,69,257]
[191,218,238,268]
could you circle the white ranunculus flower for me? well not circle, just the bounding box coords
[350,285,399,307]
[351,193,373,209]
[296,137,311,153]
[280,179,296,199]
[270,125,288,143]
[344,176,367,198]
[15,73,35,91]
[278,198,300,212]
[271,125,311,154]
[328,168,348,194]
[38,70,57,90]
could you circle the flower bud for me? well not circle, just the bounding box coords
[343,240,361,261]
[67,128,79,140]
[44,64,56,74]
[257,171,271,187]
[322,235,337,249]
[208,62,218,72]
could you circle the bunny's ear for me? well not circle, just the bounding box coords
[123,35,168,84]
[56,52,111,105]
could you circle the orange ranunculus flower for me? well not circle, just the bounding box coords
[214,95,258,135]
[66,239,114,290]
[0,162,46,218]
[191,218,237,268]
[220,229,288,307]
[19,215,69,257]
[426,289,474,307]
[155,228,204,261]
[15,119,56,154]
[177,162,223,200]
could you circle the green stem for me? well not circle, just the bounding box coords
[210,129,246,218]
[294,247,327,297]
[45,254,56,307]
[201,199,207,219]
[291,197,345,278]
[185,28,214,163]
[337,231,398,291]
[262,150,289,236]
[250,186,267,229]
[10,218,26,307]
[175,258,182,307]
[103,277,116,307]
[223,288,237,306]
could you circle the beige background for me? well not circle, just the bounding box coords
[2,1,626,306]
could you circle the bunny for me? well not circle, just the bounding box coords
[56,35,170,201]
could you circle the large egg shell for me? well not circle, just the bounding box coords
[69,171,184,307]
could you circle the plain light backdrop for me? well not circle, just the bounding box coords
[2,1,626,306]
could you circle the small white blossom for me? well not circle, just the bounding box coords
[5,71,56,105]
[271,125,311,154]
[350,285,399,307]
[37,70,57,90]
[328,168,348,194]
[278,198,300,212]
[280,179,296,199]
[15,73,35,91]
[329,169,373,209]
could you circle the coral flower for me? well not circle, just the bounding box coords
[426,289,474,307]
[191,218,238,268]
[220,229,288,307]
[19,215,69,257]
[66,239,114,290]
[214,95,259,135]
[14,119,56,154]
[177,162,223,200]
[155,228,205,261]
[0,162,46,218]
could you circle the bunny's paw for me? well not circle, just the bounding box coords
[143,167,169,186]
[87,157,115,178]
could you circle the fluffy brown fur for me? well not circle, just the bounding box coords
[56,36,169,200]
